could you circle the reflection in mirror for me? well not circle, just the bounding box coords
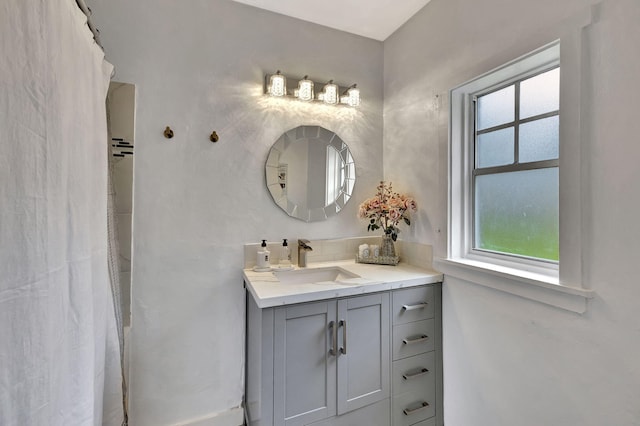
[266,126,356,222]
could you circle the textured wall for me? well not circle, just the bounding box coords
[384,0,640,424]
[91,1,383,424]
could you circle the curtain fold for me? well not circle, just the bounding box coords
[0,0,124,424]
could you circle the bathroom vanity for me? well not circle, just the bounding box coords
[243,260,443,426]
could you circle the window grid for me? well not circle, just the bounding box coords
[470,66,559,262]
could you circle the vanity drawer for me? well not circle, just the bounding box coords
[392,387,436,426]
[392,286,434,325]
[392,352,435,396]
[405,419,436,426]
[392,319,435,360]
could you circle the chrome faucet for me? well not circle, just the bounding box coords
[298,239,313,267]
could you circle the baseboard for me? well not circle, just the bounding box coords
[177,406,244,426]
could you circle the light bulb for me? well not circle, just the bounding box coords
[347,84,360,107]
[269,71,286,97]
[297,76,314,101]
[323,80,339,105]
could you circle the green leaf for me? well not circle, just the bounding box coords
[404,217,411,226]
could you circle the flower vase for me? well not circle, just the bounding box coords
[381,234,396,258]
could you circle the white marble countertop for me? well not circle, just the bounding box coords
[243,259,443,308]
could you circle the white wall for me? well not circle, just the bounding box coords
[91,0,383,424]
[384,0,640,424]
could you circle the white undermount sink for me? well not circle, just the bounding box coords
[274,266,362,286]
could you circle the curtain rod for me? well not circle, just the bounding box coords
[75,0,104,50]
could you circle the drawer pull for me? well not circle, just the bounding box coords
[402,302,428,311]
[403,334,429,345]
[403,401,429,416]
[402,368,429,380]
[339,319,347,355]
[328,321,337,356]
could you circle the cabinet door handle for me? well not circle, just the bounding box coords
[402,302,428,311]
[402,368,429,380]
[403,401,429,416]
[339,319,347,354]
[402,334,429,345]
[328,321,337,356]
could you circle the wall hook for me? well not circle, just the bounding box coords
[164,126,174,139]
[210,131,219,143]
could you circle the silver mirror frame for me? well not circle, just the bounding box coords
[265,125,356,222]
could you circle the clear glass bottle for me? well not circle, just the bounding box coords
[280,239,291,266]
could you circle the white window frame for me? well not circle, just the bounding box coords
[452,43,560,277]
[441,30,595,313]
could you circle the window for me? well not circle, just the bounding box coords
[443,23,596,313]
[473,67,560,262]
[449,42,561,278]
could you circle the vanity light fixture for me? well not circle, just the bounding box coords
[322,80,339,105]
[341,84,360,107]
[264,71,361,108]
[268,70,286,97]
[297,76,314,102]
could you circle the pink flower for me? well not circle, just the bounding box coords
[404,197,417,211]
[357,182,418,234]
[358,204,368,219]
[389,196,405,210]
[389,208,402,223]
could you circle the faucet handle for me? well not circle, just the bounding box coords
[298,239,312,249]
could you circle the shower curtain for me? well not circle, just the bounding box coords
[0,0,124,424]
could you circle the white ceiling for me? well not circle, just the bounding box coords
[230,0,432,41]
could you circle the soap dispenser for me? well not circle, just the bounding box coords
[256,240,271,270]
[280,239,292,267]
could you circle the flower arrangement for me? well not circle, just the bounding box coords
[357,181,417,241]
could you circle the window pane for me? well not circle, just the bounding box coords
[477,85,514,130]
[475,168,558,261]
[477,128,514,168]
[519,116,559,163]
[520,68,559,119]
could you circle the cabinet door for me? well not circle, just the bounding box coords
[274,301,337,426]
[337,293,390,415]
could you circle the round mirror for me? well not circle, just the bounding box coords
[265,126,356,222]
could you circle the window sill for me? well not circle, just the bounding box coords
[434,257,595,314]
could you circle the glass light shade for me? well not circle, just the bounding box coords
[297,76,314,101]
[269,71,286,97]
[346,85,360,107]
[323,81,339,105]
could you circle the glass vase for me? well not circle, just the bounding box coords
[380,234,396,258]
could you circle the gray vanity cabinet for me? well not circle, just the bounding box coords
[274,293,390,426]
[245,284,442,426]
[246,292,390,426]
[273,300,337,426]
[336,293,390,414]
[391,286,442,426]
